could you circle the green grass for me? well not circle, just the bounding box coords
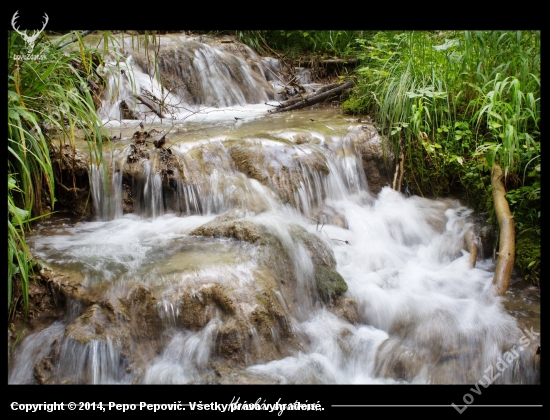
[235,30,365,59]
[344,30,540,283]
[7,30,111,320]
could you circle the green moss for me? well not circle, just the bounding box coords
[315,266,348,303]
[515,229,540,286]
[289,226,336,268]
[342,97,369,115]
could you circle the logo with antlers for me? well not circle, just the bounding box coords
[11,11,49,55]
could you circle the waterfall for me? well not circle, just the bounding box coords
[9,34,539,386]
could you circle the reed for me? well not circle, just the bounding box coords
[345,29,540,282]
[348,30,539,188]
[7,30,109,319]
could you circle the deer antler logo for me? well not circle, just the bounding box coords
[11,11,49,55]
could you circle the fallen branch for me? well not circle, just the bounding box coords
[266,67,287,86]
[392,132,405,191]
[133,94,165,119]
[323,230,350,245]
[397,152,405,192]
[56,181,87,194]
[392,161,400,190]
[274,83,342,109]
[276,95,306,109]
[310,82,340,96]
[265,102,283,108]
[269,80,353,114]
[297,58,358,67]
[491,164,515,295]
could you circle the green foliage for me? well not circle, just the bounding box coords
[346,30,540,282]
[7,30,108,319]
[236,30,365,59]
[506,156,540,232]
[470,73,540,180]
[515,229,540,286]
[8,175,31,318]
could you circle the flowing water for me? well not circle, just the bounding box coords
[8,33,540,385]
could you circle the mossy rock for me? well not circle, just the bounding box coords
[288,225,336,268]
[190,210,264,244]
[315,266,348,303]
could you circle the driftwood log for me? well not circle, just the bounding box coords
[491,164,515,295]
[269,81,353,114]
[272,83,342,109]
[297,58,358,67]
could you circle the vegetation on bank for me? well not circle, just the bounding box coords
[7,30,540,322]
[235,30,540,286]
[344,30,540,286]
[7,31,108,322]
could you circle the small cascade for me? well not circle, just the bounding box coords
[157,299,179,328]
[143,318,222,384]
[242,326,265,366]
[97,34,279,125]
[334,135,371,196]
[89,155,124,221]
[55,336,132,384]
[99,57,182,122]
[97,129,376,221]
[253,212,320,318]
[8,322,66,384]
[141,159,165,219]
[88,162,109,220]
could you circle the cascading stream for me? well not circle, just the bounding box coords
[8,34,539,385]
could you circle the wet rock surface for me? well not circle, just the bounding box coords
[348,124,394,194]
[190,209,264,244]
[49,145,92,219]
[11,207,353,383]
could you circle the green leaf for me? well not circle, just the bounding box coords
[8,174,17,189]
[8,90,20,102]
[8,109,20,120]
[11,206,29,222]
[489,111,503,120]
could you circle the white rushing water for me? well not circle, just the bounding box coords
[8,34,540,385]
